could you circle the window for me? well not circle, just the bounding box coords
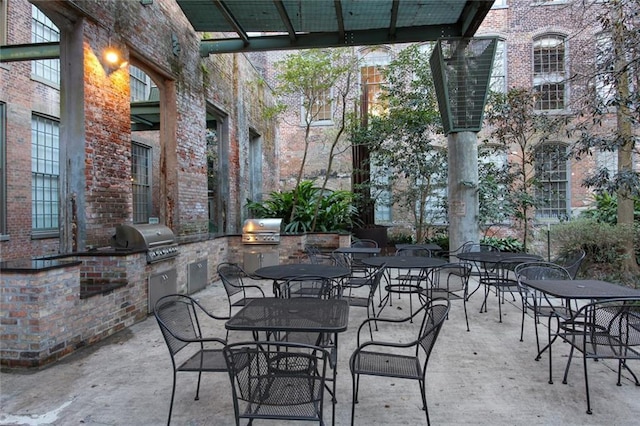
[360,48,390,117]
[533,35,567,111]
[31,114,60,233]
[595,33,616,105]
[31,5,60,85]
[249,130,263,203]
[206,105,229,234]
[490,39,507,93]
[0,102,6,236]
[492,0,507,7]
[371,162,392,223]
[131,142,151,224]
[534,143,568,219]
[303,87,332,123]
[130,65,153,102]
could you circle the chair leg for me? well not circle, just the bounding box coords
[351,372,359,426]
[195,371,202,400]
[167,371,177,426]
[583,353,592,415]
[562,344,575,385]
[418,379,430,426]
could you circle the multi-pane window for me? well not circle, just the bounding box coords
[31,5,60,85]
[31,114,60,232]
[360,48,390,117]
[0,102,6,235]
[535,143,568,219]
[533,35,567,111]
[371,162,392,222]
[130,65,153,102]
[131,142,151,224]
[490,39,507,93]
[595,33,616,105]
[303,87,332,123]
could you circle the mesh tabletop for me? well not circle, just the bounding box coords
[254,264,350,280]
[522,279,640,300]
[225,298,349,333]
[457,251,542,264]
[361,255,446,269]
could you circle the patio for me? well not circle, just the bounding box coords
[1,276,638,425]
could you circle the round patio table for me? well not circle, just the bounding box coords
[254,263,350,296]
[362,255,447,319]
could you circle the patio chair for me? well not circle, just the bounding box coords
[551,248,586,279]
[343,264,387,340]
[548,297,640,414]
[304,245,333,265]
[515,262,573,359]
[224,341,332,425]
[349,298,450,426]
[478,256,534,323]
[426,262,472,331]
[279,275,338,300]
[462,243,499,299]
[217,262,265,321]
[350,239,378,276]
[154,294,229,426]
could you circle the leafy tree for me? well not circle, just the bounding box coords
[483,89,569,250]
[567,0,640,271]
[355,44,445,242]
[269,49,359,231]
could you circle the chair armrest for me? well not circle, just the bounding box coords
[356,310,423,346]
[243,284,266,297]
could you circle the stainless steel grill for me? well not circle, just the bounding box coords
[242,218,282,245]
[112,223,178,263]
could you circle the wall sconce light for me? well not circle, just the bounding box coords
[103,45,128,71]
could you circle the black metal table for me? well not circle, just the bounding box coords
[362,255,447,316]
[254,263,350,296]
[333,247,381,255]
[225,298,349,425]
[457,251,543,317]
[521,279,640,300]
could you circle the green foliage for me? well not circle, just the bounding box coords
[552,218,639,285]
[387,232,414,245]
[581,192,640,225]
[480,236,524,253]
[246,180,360,234]
[356,44,445,241]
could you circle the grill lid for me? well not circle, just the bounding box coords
[112,223,176,251]
[242,218,283,234]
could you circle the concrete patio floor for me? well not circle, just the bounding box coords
[1,276,638,425]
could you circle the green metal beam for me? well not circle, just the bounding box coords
[0,42,60,62]
[200,24,460,56]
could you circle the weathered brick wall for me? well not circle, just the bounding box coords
[0,0,279,260]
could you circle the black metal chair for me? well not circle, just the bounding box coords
[304,245,333,265]
[515,261,573,359]
[350,239,378,276]
[224,341,332,425]
[462,243,499,299]
[217,262,265,336]
[343,263,387,339]
[551,248,586,279]
[479,255,534,323]
[349,298,450,426]
[426,262,472,331]
[279,275,339,300]
[154,294,229,426]
[548,297,640,414]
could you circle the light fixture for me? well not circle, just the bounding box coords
[103,44,128,72]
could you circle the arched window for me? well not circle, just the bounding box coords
[533,34,567,111]
[534,142,569,219]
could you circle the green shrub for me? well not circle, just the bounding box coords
[246,180,360,233]
[481,236,524,252]
[552,218,639,285]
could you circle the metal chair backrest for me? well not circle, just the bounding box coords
[351,239,378,248]
[281,275,337,299]
[430,262,471,294]
[515,262,572,281]
[217,262,246,298]
[395,247,432,257]
[224,341,330,424]
[552,249,586,279]
[154,294,205,358]
[417,299,451,361]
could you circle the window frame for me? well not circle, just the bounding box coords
[534,142,569,220]
[533,34,568,112]
[31,5,60,86]
[131,142,152,224]
[0,102,6,238]
[301,86,333,125]
[31,113,60,237]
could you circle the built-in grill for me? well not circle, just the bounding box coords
[112,223,179,263]
[242,218,283,245]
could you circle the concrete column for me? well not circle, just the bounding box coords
[447,131,479,259]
